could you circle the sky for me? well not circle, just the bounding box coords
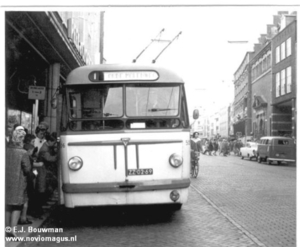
[0,2,299,115]
[99,5,299,114]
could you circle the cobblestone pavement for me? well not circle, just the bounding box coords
[193,153,296,247]
[20,187,258,246]
[17,153,295,247]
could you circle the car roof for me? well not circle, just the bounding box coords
[260,136,293,140]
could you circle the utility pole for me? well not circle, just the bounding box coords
[100,11,105,64]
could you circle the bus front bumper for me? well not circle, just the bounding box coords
[62,178,190,194]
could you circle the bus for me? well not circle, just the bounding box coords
[58,64,197,210]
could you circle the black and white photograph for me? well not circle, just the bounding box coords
[2,1,298,247]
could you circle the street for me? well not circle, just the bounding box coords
[20,154,296,247]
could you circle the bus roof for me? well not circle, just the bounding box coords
[66,64,184,85]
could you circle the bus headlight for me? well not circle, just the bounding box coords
[169,153,183,168]
[68,156,83,171]
[170,190,180,202]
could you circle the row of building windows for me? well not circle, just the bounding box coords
[276,66,292,97]
[275,37,292,63]
[251,53,271,81]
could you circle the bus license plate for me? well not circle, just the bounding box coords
[128,168,153,176]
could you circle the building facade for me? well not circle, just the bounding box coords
[271,13,297,138]
[231,11,297,141]
[232,52,254,139]
[6,12,102,135]
[251,40,272,140]
[219,105,229,137]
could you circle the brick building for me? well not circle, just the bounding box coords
[271,12,297,138]
[232,11,297,141]
[251,40,272,140]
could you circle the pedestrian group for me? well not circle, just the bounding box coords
[5,122,58,237]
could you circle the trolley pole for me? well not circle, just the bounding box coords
[132,28,165,63]
[152,31,182,63]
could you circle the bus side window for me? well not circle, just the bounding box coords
[180,94,189,128]
[60,94,68,131]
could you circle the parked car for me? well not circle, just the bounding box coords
[240,142,258,160]
[257,136,296,165]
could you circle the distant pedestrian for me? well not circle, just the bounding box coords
[212,140,219,156]
[220,139,229,156]
[203,140,213,155]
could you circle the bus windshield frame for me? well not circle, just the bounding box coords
[65,82,189,131]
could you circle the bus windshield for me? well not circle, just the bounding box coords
[66,83,186,131]
[68,84,123,119]
[126,84,179,117]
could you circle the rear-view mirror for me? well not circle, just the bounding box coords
[193,109,199,120]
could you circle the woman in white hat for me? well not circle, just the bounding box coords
[5,126,31,237]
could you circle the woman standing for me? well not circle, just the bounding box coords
[5,126,31,237]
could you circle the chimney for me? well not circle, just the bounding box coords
[258,34,268,45]
[285,15,297,26]
[267,24,278,38]
[253,43,262,53]
[273,15,281,26]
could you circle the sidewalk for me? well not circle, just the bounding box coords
[6,191,58,247]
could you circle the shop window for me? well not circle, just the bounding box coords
[286,67,292,93]
[286,37,292,57]
[7,109,33,134]
[276,72,280,97]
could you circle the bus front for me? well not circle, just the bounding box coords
[59,65,191,209]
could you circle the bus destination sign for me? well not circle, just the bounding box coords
[89,71,159,82]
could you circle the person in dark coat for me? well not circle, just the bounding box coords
[203,140,213,155]
[5,126,31,237]
[212,140,219,156]
[220,139,230,156]
[34,132,57,216]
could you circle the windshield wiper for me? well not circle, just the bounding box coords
[103,112,118,117]
[148,108,176,112]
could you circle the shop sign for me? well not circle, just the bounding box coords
[28,86,45,100]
